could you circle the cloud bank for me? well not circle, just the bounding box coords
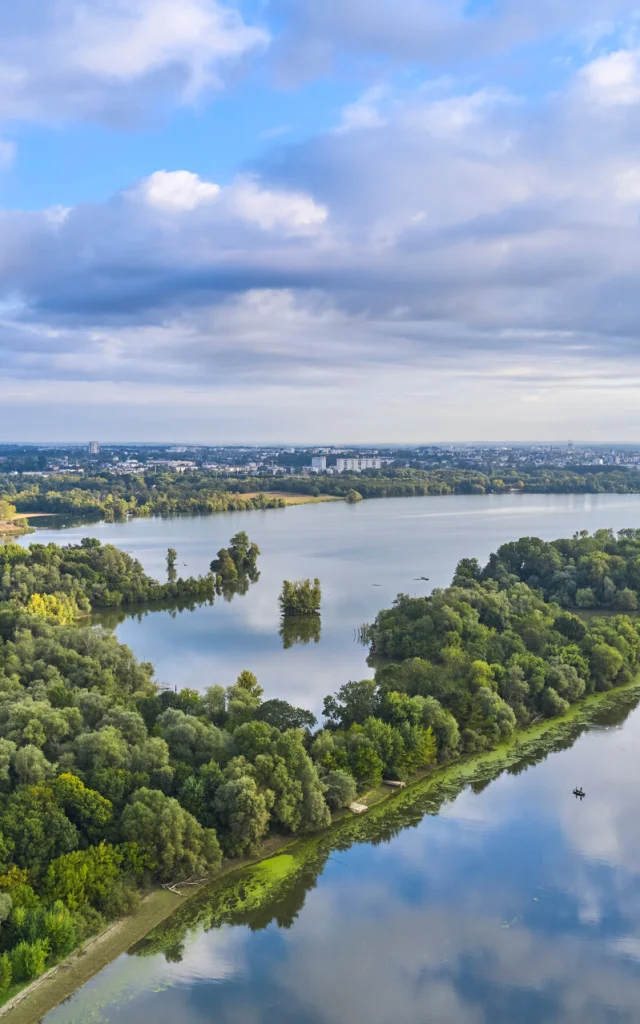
[2,2,640,439]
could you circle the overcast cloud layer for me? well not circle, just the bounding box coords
[2,0,640,441]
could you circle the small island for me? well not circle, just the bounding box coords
[279,578,322,616]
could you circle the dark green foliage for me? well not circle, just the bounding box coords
[209,533,260,601]
[166,549,178,584]
[482,529,640,610]
[0,523,637,984]
[120,789,222,881]
[322,770,357,809]
[0,538,214,610]
[279,579,321,617]
[254,700,317,732]
[213,777,270,857]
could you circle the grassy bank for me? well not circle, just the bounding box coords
[239,492,340,506]
[0,513,52,538]
[5,677,640,1023]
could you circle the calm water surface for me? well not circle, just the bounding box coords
[24,493,640,713]
[24,494,640,1023]
[44,691,640,1024]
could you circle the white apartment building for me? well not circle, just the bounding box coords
[335,458,382,473]
[311,456,327,470]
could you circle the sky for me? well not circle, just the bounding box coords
[2,1,640,443]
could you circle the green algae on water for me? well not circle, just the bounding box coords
[132,681,640,966]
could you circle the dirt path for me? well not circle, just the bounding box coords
[1,835,293,1024]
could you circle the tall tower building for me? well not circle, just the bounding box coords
[88,441,100,454]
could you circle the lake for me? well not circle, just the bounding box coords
[42,687,640,1024]
[18,492,640,1024]
[23,492,640,715]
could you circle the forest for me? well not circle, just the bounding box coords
[0,529,638,994]
[4,465,640,523]
[480,528,640,610]
[0,538,215,612]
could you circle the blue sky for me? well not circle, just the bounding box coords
[2,0,640,443]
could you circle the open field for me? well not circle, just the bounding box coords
[238,492,341,505]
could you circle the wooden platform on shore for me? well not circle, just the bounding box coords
[348,802,368,815]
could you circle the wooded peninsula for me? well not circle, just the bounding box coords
[0,527,639,1001]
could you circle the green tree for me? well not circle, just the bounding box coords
[44,900,78,958]
[347,740,383,789]
[45,844,126,912]
[279,579,321,616]
[0,786,78,873]
[12,744,54,785]
[254,700,316,732]
[0,499,17,521]
[121,789,221,881]
[226,671,264,728]
[590,642,624,690]
[323,770,357,809]
[345,489,363,504]
[323,680,378,729]
[11,939,50,981]
[0,952,12,992]
[51,773,113,839]
[167,548,178,583]
[213,777,269,857]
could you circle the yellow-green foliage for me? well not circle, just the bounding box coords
[25,593,79,625]
[0,500,16,521]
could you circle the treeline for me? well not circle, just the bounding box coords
[5,466,640,524]
[1,473,286,522]
[481,528,640,610]
[0,528,639,993]
[356,563,640,757]
[0,538,215,612]
[245,467,640,499]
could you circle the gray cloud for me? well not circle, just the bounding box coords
[269,0,639,79]
[0,0,268,127]
[4,38,640,438]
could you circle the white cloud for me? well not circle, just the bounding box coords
[228,176,328,233]
[0,0,268,124]
[335,85,388,134]
[580,48,640,105]
[6,53,640,438]
[140,169,221,211]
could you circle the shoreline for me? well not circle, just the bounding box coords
[5,677,640,1023]
[0,514,53,538]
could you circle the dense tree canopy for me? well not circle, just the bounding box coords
[482,529,640,610]
[0,537,214,610]
[0,524,638,990]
